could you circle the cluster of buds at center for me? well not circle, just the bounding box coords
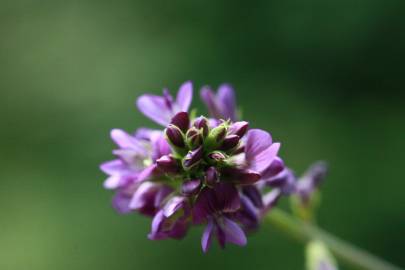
[164,112,248,177]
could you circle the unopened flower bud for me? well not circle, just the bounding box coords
[220,135,240,151]
[156,155,178,173]
[171,112,190,132]
[206,151,227,166]
[205,167,219,186]
[193,116,209,138]
[186,127,203,149]
[229,121,249,137]
[181,179,202,196]
[182,146,203,170]
[206,123,227,149]
[165,124,185,148]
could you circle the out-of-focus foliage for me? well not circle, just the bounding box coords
[0,1,404,269]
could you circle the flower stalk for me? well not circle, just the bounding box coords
[266,208,401,270]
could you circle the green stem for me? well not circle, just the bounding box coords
[266,208,402,270]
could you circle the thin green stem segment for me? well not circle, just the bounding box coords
[266,208,402,270]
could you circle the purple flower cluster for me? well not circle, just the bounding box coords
[100,81,325,252]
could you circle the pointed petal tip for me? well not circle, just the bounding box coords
[201,220,214,253]
[221,217,247,246]
[103,175,121,189]
[136,94,171,126]
[177,81,193,112]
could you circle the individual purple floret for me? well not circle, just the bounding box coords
[295,161,328,204]
[136,81,193,126]
[101,81,310,252]
[200,84,237,121]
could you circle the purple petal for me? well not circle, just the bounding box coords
[100,160,134,189]
[300,161,328,189]
[112,192,132,214]
[149,210,165,240]
[220,135,240,151]
[267,168,296,195]
[200,87,222,119]
[166,220,189,239]
[156,155,179,173]
[192,187,216,223]
[137,164,159,182]
[216,221,226,248]
[193,116,209,137]
[163,196,186,217]
[201,219,215,253]
[242,186,263,208]
[261,189,282,215]
[150,132,171,160]
[245,129,273,160]
[110,129,144,152]
[112,149,139,166]
[181,179,202,196]
[248,142,280,173]
[103,175,122,189]
[239,194,260,223]
[136,94,172,126]
[214,182,241,213]
[100,159,126,175]
[261,157,285,179]
[176,81,193,112]
[149,210,189,241]
[229,121,249,137]
[217,84,236,121]
[205,166,219,186]
[220,217,247,246]
[129,183,172,216]
[153,185,173,208]
[221,168,261,185]
[129,182,157,210]
[134,127,159,140]
[183,146,203,169]
[280,169,297,195]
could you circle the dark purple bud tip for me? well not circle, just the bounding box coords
[207,151,227,165]
[165,124,185,148]
[205,166,219,186]
[193,116,209,137]
[182,146,204,169]
[186,127,203,149]
[182,179,202,196]
[220,135,240,151]
[171,112,190,132]
[156,155,178,173]
[229,121,249,137]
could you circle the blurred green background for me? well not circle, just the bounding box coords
[1,1,404,269]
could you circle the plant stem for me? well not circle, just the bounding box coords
[266,208,402,270]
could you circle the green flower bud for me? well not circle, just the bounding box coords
[186,127,203,149]
[205,123,228,149]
